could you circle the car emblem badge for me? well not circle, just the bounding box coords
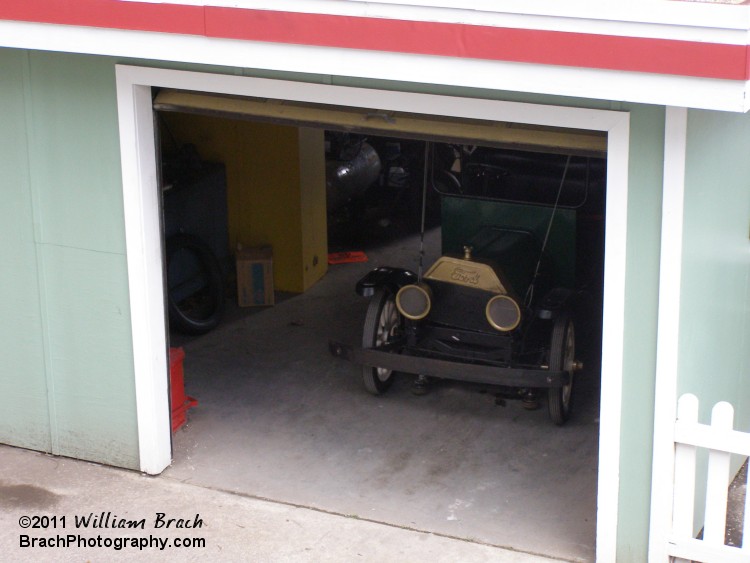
[451,267,480,285]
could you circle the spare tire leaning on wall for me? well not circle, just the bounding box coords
[166,233,225,335]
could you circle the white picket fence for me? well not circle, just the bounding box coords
[667,394,750,562]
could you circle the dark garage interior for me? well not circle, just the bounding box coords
[156,99,605,562]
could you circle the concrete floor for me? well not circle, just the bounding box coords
[0,444,566,562]
[166,228,601,562]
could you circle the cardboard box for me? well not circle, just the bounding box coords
[236,245,274,306]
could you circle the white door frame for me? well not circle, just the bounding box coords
[115,64,630,561]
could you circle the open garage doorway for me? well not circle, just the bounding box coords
[115,65,630,562]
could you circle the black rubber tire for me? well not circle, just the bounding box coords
[362,289,402,395]
[547,313,575,425]
[166,234,225,335]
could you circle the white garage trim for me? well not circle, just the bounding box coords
[116,77,172,475]
[115,64,630,561]
[647,106,688,562]
[596,110,629,563]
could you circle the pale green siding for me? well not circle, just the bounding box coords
[0,47,669,556]
[680,110,750,423]
[26,53,127,253]
[0,49,138,468]
[678,109,750,533]
[0,49,50,451]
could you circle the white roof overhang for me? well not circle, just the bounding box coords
[1,0,749,111]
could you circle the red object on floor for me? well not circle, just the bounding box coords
[328,251,368,264]
[169,347,198,432]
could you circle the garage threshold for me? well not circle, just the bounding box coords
[164,229,600,562]
[0,444,571,562]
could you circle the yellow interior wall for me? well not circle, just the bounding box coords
[160,113,327,293]
[297,128,328,290]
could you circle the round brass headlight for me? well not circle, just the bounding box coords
[396,283,432,320]
[485,294,521,332]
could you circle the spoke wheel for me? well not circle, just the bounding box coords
[362,289,402,395]
[166,234,225,335]
[547,313,575,425]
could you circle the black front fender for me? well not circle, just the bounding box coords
[355,267,418,297]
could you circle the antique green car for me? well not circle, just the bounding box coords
[332,145,605,425]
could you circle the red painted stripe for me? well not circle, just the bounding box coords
[0,0,204,35]
[0,0,747,81]
[205,8,749,81]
